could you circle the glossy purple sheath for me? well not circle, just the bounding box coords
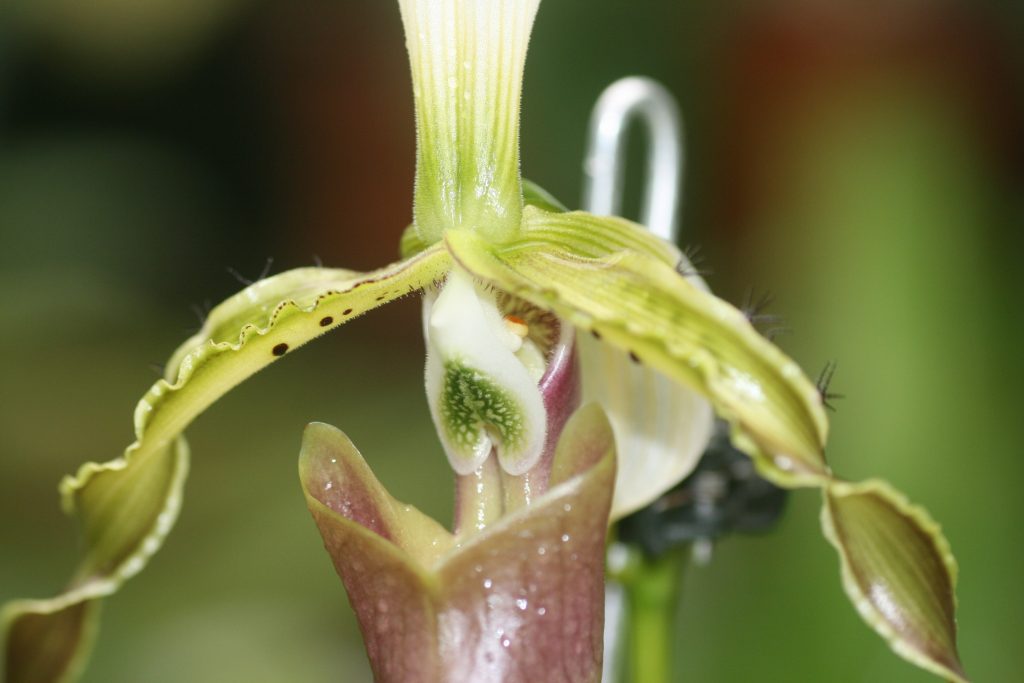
[300,404,614,683]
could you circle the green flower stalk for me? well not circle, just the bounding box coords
[2,1,967,682]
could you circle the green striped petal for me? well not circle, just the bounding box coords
[399,178,573,260]
[822,480,967,683]
[1,246,451,683]
[398,0,540,243]
[445,207,829,488]
[578,236,714,520]
[445,209,967,681]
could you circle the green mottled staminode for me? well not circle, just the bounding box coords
[441,361,524,452]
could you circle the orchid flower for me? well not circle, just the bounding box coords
[2,1,967,682]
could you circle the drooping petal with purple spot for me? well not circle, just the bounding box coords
[2,247,451,683]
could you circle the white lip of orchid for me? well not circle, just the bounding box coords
[424,268,548,476]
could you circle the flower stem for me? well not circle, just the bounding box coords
[453,454,503,535]
[620,545,690,683]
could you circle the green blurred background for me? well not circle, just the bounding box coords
[1,0,1021,681]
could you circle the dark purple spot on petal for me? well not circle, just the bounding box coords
[343,308,353,316]
[628,351,640,364]
[272,343,289,357]
[319,316,334,327]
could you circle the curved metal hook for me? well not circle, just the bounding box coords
[581,76,685,243]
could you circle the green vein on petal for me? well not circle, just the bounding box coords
[515,205,682,265]
[399,186,557,259]
[822,480,967,683]
[399,0,540,243]
[400,181,652,260]
[444,216,829,487]
[446,212,967,682]
[1,246,451,683]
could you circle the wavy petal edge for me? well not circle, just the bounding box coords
[4,247,452,683]
[444,211,967,683]
[443,214,829,488]
[821,479,967,683]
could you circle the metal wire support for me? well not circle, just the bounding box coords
[583,76,686,683]
[582,76,685,243]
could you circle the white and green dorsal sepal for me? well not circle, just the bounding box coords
[425,268,547,476]
[398,0,540,244]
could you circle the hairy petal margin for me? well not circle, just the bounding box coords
[445,213,967,681]
[2,247,451,683]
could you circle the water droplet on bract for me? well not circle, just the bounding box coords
[483,578,493,589]
[536,546,546,556]
[562,503,572,512]
[474,564,483,573]
[536,607,546,616]
[324,481,333,491]
[501,638,511,648]
[330,458,337,464]
[561,533,570,543]
[516,598,528,610]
